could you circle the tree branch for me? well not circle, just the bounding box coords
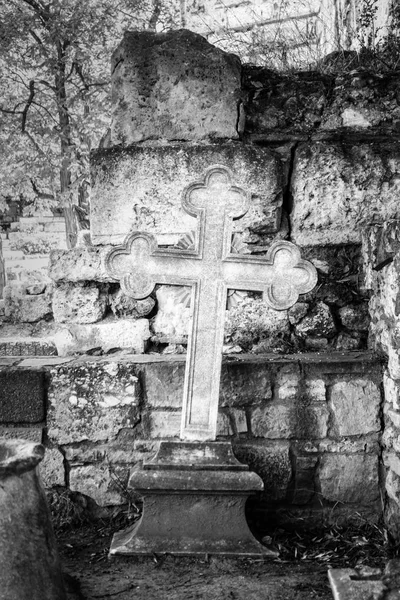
[30,178,54,200]
[21,80,35,132]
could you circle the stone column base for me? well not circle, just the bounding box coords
[110,441,277,557]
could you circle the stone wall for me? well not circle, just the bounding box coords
[2,29,400,534]
[0,352,383,525]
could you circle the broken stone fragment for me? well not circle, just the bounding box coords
[110,29,241,145]
[109,288,155,318]
[294,301,336,339]
[26,283,46,295]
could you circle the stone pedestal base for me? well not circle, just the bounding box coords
[110,441,276,557]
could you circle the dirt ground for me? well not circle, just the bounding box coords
[58,524,333,600]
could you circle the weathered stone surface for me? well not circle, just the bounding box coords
[110,288,155,318]
[233,442,291,501]
[0,370,45,423]
[69,463,128,506]
[291,142,400,245]
[111,30,241,145]
[319,454,379,503]
[26,283,46,295]
[224,297,290,352]
[90,144,283,246]
[4,284,52,322]
[52,283,108,324]
[52,317,150,355]
[295,301,336,339]
[47,362,141,444]
[39,447,65,488]
[361,221,400,291]
[329,379,381,436]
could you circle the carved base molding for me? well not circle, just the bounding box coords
[109,441,277,557]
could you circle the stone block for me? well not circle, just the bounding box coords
[49,247,109,283]
[47,361,141,444]
[52,282,108,324]
[291,142,400,246]
[319,454,379,504]
[233,442,291,501]
[329,379,381,436]
[110,30,241,145]
[4,284,52,322]
[220,362,272,407]
[52,317,150,355]
[0,370,45,423]
[143,410,181,439]
[39,447,65,488]
[69,463,128,506]
[90,144,283,246]
[251,402,328,439]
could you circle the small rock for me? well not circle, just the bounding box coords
[288,302,309,325]
[295,302,336,338]
[338,303,370,332]
[110,288,155,318]
[26,283,46,295]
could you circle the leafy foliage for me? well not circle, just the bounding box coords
[0,0,181,246]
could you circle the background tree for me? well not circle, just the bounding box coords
[0,0,181,247]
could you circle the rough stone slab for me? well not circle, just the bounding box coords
[110,29,241,145]
[291,142,400,245]
[90,144,283,246]
[0,370,45,423]
[47,361,141,444]
[361,220,400,291]
[52,282,108,324]
[49,247,109,283]
[329,379,381,436]
[319,454,379,504]
[52,317,150,356]
[69,463,128,506]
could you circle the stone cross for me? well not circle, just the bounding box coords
[106,165,317,441]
